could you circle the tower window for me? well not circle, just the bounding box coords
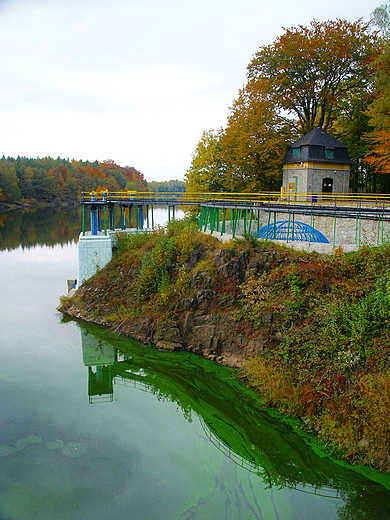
[325,148,334,158]
[292,148,300,157]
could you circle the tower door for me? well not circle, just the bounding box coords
[322,178,333,194]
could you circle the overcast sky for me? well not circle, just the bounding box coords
[0,0,379,182]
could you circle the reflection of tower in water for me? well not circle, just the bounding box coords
[79,327,344,500]
[81,329,150,403]
[81,329,116,403]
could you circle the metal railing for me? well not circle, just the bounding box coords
[80,190,390,209]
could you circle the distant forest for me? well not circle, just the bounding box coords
[146,179,185,192]
[0,156,184,204]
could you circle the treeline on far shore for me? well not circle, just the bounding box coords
[0,156,185,205]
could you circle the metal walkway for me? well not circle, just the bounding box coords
[81,190,390,219]
[80,191,390,247]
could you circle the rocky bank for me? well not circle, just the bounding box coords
[60,240,284,368]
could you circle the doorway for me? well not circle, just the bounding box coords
[322,178,333,194]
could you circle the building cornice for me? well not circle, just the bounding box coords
[283,162,350,170]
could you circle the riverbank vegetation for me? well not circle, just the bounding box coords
[60,219,390,473]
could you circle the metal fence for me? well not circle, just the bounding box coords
[80,190,390,209]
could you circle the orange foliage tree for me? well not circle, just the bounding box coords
[219,78,297,192]
[365,34,390,189]
[365,129,390,175]
[247,19,379,134]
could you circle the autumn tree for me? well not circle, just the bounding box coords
[248,19,379,134]
[331,92,376,191]
[371,2,390,37]
[218,78,296,192]
[186,19,381,194]
[186,81,296,193]
[184,130,226,192]
[0,163,21,201]
[365,4,390,190]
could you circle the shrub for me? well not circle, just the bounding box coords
[243,357,305,416]
[357,371,390,460]
[114,230,154,253]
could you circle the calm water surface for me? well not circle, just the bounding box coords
[1,207,390,520]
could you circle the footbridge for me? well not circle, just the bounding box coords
[77,190,390,284]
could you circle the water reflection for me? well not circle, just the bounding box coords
[0,206,81,250]
[82,330,115,403]
[79,321,390,519]
[0,205,184,251]
[2,206,390,519]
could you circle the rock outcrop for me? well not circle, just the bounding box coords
[61,245,281,368]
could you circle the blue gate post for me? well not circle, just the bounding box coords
[138,205,144,229]
[291,212,295,241]
[103,205,107,236]
[109,205,115,230]
[121,205,126,230]
[97,208,102,232]
[90,206,98,235]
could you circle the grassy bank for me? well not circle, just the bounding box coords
[238,245,390,471]
[60,218,390,473]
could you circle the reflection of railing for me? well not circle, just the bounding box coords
[79,326,373,502]
[198,416,273,485]
[89,393,113,404]
[292,483,341,500]
[198,417,342,499]
[114,375,151,394]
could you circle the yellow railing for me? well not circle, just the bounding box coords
[80,191,390,208]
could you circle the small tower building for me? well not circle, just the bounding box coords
[282,127,351,197]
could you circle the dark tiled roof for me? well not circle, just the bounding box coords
[284,127,352,165]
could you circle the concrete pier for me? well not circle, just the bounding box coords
[78,233,113,285]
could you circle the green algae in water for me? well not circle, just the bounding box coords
[0,435,42,457]
[46,439,87,457]
[1,315,390,519]
[75,322,390,520]
[0,445,17,457]
[0,435,87,460]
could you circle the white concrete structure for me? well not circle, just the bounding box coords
[78,233,113,286]
[77,228,153,287]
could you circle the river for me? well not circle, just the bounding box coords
[1,206,390,520]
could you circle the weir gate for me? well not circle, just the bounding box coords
[77,190,390,285]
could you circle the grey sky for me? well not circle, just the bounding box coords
[0,0,378,182]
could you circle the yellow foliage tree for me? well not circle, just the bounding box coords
[248,19,379,134]
[219,78,296,192]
